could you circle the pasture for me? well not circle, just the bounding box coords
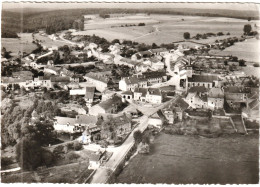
[210,38,260,63]
[81,14,259,45]
[1,33,37,57]
[116,133,259,184]
[34,33,68,48]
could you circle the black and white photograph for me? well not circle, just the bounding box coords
[1,0,259,184]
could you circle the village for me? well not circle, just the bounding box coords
[1,13,260,184]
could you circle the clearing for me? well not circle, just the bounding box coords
[1,33,37,57]
[116,133,259,184]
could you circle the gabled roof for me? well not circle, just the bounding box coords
[142,71,166,79]
[149,48,168,53]
[76,115,98,126]
[1,77,31,83]
[248,99,259,111]
[12,71,33,78]
[98,95,122,110]
[55,116,76,126]
[208,87,224,98]
[188,75,218,83]
[223,86,251,94]
[123,76,147,85]
[85,87,95,99]
[147,88,161,96]
[188,86,208,93]
[174,97,189,110]
[85,72,110,84]
[122,90,133,95]
[50,76,70,83]
[134,88,148,97]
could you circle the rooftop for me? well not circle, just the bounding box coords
[208,87,224,98]
[85,72,110,84]
[188,75,218,83]
[85,87,96,99]
[223,86,251,94]
[188,86,208,93]
[99,95,122,110]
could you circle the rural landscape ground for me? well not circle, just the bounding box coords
[116,133,259,184]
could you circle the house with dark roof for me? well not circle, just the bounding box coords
[223,86,250,109]
[84,72,112,92]
[119,76,147,91]
[162,97,189,122]
[133,88,163,104]
[85,87,96,106]
[53,114,99,133]
[142,71,167,86]
[149,48,168,56]
[148,111,164,129]
[121,90,134,101]
[89,95,123,116]
[187,75,219,89]
[208,87,224,109]
[99,113,132,141]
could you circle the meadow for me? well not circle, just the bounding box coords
[81,14,259,45]
[210,38,260,63]
[1,33,37,57]
[116,133,259,184]
[34,33,68,48]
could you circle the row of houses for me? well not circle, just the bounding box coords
[119,71,167,91]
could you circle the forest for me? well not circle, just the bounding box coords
[2,8,259,37]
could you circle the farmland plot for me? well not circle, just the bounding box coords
[1,33,37,56]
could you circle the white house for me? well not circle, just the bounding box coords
[84,72,111,92]
[119,76,147,91]
[207,87,224,110]
[148,112,163,129]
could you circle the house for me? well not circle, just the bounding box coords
[84,72,112,92]
[148,111,163,129]
[101,89,116,101]
[151,59,165,70]
[100,114,132,141]
[89,95,123,116]
[224,86,250,109]
[115,57,140,68]
[70,88,86,96]
[187,75,219,89]
[131,51,152,61]
[142,71,167,86]
[88,151,104,170]
[31,76,53,89]
[134,88,163,104]
[185,86,209,109]
[119,76,147,91]
[1,77,33,90]
[53,114,99,133]
[163,97,189,122]
[242,99,260,121]
[85,87,96,106]
[149,48,168,56]
[121,90,133,102]
[53,117,77,133]
[208,87,224,110]
[12,71,33,79]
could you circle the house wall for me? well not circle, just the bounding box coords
[146,94,162,104]
[85,77,107,92]
[53,123,78,133]
[188,82,213,88]
[88,161,100,170]
[208,97,224,109]
[148,118,162,128]
[119,79,128,91]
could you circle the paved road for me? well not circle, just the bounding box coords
[90,96,179,183]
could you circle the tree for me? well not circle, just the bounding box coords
[16,138,43,170]
[133,130,142,143]
[243,24,252,35]
[239,59,246,66]
[183,32,190,39]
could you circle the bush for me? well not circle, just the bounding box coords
[183,32,190,39]
[53,145,64,155]
[73,141,83,151]
[66,152,80,160]
[1,157,13,167]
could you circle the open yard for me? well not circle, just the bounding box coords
[1,33,37,57]
[116,133,259,184]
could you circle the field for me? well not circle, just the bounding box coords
[81,14,260,45]
[210,38,260,63]
[1,33,37,57]
[116,133,259,184]
[34,33,68,48]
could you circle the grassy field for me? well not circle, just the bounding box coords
[82,14,259,45]
[210,38,260,63]
[1,33,37,57]
[116,133,259,184]
[34,33,67,48]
